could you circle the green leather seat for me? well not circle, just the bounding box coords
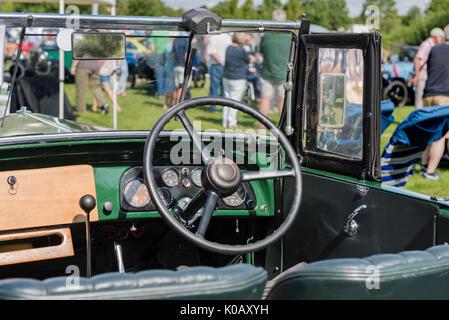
[0,264,267,300]
[266,245,449,300]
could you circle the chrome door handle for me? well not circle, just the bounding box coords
[343,204,367,237]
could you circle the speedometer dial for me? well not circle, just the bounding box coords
[161,169,180,187]
[223,185,246,207]
[123,179,150,208]
[191,168,202,187]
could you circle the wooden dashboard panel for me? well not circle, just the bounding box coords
[0,227,74,266]
[0,165,98,232]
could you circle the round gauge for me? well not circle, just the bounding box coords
[158,188,173,207]
[161,169,180,187]
[223,185,246,207]
[191,168,202,187]
[123,179,150,208]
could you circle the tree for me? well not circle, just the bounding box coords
[326,0,351,30]
[401,6,423,26]
[259,0,283,20]
[359,0,400,34]
[240,0,259,20]
[425,0,449,15]
[284,0,304,21]
[302,0,350,30]
[211,0,241,19]
[359,0,398,19]
[114,0,129,16]
[8,3,93,14]
[126,0,182,17]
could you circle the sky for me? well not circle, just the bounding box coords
[162,0,431,17]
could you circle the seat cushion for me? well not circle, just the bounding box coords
[266,245,449,300]
[0,264,267,300]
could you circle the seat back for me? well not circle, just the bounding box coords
[266,245,449,300]
[0,264,267,300]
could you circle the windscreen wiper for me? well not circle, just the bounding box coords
[178,32,196,104]
[1,26,27,128]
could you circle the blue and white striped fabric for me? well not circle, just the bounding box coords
[381,105,449,187]
[381,143,425,187]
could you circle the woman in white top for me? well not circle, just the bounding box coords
[92,60,122,113]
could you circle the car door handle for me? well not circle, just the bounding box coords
[343,204,367,237]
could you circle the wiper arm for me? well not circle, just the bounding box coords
[1,26,27,128]
[178,32,196,104]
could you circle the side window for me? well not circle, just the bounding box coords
[303,47,364,159]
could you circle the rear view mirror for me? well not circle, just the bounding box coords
[319,73,346,128]
[72,32,126,60]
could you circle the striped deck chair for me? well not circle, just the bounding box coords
[381,105,449,187]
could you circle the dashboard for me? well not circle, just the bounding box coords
[119,166,257,222]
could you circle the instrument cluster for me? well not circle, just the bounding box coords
[120,166,257,214]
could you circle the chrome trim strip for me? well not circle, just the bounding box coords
[0,130,279,147]
[0,13,301,31]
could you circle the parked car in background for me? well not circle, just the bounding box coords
[126,37,153,88]
[382,44,418,108]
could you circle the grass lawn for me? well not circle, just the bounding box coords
[381,106,449,198]
[65,81,280,132]
[64,82,448,198]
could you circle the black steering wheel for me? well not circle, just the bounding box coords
[143,97,302,255]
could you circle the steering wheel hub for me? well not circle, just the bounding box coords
[205,157,241,195]
[218,164,236,181]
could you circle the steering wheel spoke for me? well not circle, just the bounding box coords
[177,110,212,164]
[196,191,219,238]
[241,169,294,182]
[179,188,207,222]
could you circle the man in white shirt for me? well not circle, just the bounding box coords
[206,33,232,113]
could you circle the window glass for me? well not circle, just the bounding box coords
[303,47,364,159]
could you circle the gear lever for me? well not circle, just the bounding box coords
[80,194,96,277]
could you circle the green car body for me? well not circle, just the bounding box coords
[0,10,449,301]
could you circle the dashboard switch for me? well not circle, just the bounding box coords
[182,178,191,187]
[103,202,114,215]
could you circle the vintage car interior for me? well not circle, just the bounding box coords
[0,9,449,300]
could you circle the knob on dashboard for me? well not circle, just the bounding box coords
[80,194,96,213]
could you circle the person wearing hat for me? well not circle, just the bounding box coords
[412,27,445,109]
[419,25,449,180]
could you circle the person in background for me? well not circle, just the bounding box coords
[222,32,250,128]
[420,24,449,180]
[163,33,176,110]
[259,9,291,117]
[412,27,445,109]
[150,29,170,100]
[71,59,108,114]
[116,59,129,96]
[206,33,232,113]
[244,34,262,102]
[172,33,189,104]
[117,31,130,96]
[92,60,122,113]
